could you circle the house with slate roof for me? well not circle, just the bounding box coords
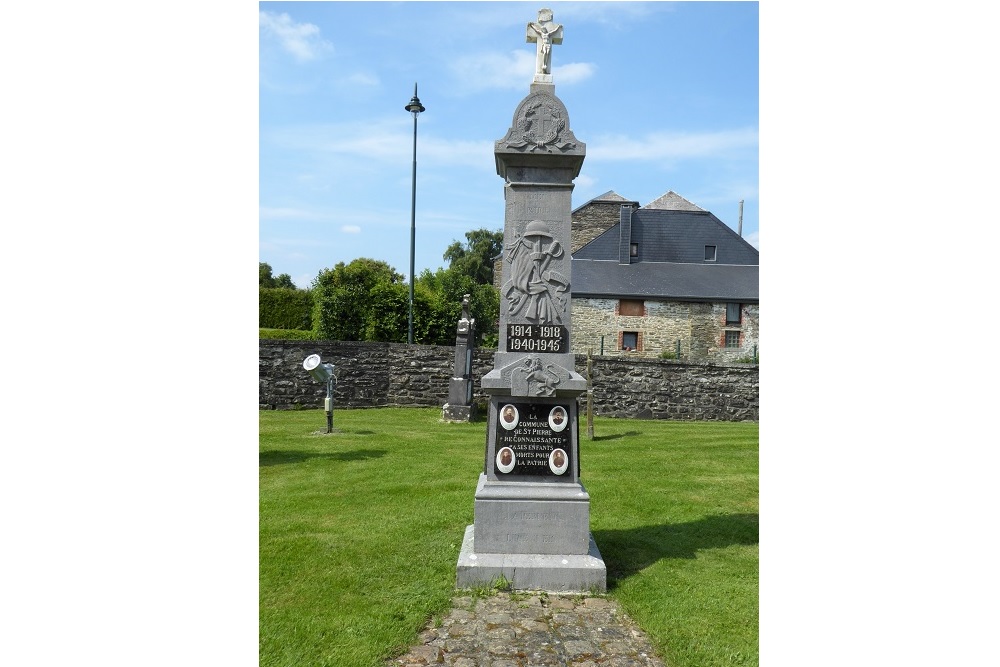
[569,190,759,362]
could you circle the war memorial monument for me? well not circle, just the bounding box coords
[456,8,607,592]
[441,294,477,423]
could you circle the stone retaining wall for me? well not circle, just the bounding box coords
[259,339,758,421]
[584,355,758,421]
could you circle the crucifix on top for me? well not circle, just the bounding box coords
[526,8,563,83]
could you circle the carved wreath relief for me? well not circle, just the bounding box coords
[502,219,569,325]
[498,93,579,154]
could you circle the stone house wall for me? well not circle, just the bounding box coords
[570,199,629,252]
[260,339,758,421]
[571,298,759,362]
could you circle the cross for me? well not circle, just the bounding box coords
[526,8,563,80]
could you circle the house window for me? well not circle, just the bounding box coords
[622,331,639,351]
[619,299,644,316]
[726,303,742,326]
[630,243,638,257]
[725,331,741,348]
[705,245,717,261]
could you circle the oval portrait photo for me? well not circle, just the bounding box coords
[499,404,519,430]
[548,448,569,475]
[496,446,516,474]
[548,405,568,432]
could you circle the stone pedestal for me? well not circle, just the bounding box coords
[456,524,607,593]
[456,74,605,592]
[441,403,475,422]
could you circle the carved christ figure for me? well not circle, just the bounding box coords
[526,8,563,76]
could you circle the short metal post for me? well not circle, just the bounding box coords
[586,349,594,440]
[325,377,335,433]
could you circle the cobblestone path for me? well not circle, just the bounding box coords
[388,592,666,666]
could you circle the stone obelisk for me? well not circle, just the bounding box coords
[456,8,606,593]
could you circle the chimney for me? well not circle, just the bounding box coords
[738,199,744,237]
[618,204,634,265]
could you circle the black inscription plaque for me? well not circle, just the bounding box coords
[496,402,571,477]
[506,324,569,354]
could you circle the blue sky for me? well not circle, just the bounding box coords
[259,1,759,288]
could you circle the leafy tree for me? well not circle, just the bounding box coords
[435,228,503,347]
[442,228,504,286]
[273,274,296,289]
[260,262,296,289]
[411,281,452,346]
[260,262,276,286]
[365,282,409,342]
[311,258,405,341]
[469,282,501,348]
[305,228,503,346]
[417,266,499,347]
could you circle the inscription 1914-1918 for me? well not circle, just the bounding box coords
[506,324,568,353]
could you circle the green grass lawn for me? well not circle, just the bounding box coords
[260,407,758,667]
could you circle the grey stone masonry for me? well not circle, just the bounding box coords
[258,339,758,422]
[571,192,635,253]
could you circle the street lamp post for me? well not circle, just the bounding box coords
[404,83,425,344]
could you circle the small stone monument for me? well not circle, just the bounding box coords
[442,294,477,422]
[456,9,606,593]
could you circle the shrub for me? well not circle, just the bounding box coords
[260,288,313,330]
[260,328,317,340]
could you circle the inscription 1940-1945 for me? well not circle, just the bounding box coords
[506,324,568,353]
[495,401,572,478]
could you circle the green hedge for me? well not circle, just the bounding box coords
[259,288,313,330]
[259,328,317,340]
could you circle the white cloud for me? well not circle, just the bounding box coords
[451,50,533,91]
[340,225,361,234]
[259,11,332,63]
[589,128,758,162]
[420,136,496,170]
[574,174,597,190]
[266,119,494,170]
[451,50,594,91]
[553,62,596,84]
[743,230,759,249]
[340,72,380,88]
[559,1,671,28]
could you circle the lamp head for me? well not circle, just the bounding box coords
[404,82,425,114]
[303,354,333,383]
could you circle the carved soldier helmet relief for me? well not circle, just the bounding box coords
[524,219,554,239]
